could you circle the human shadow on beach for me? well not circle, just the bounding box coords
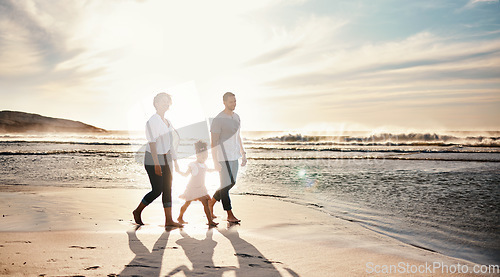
[219,223,299,277]
[166,227,236,276]
[120,225,171,277]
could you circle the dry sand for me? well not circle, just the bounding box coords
[0,185,496,276]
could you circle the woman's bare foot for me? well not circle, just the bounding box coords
[133,210,144,225]
[211,214,217,219]
[177,218,188,224]
[208,221,219,227]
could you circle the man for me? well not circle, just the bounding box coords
[209,92,247,223]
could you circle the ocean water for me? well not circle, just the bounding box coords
[0,131,499,265]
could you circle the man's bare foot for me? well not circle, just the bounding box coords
[133,210,144,225]
[227,217,241,223]
[165,221,183,228]
[177,218,188,224]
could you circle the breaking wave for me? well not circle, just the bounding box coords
[257,132,500,147]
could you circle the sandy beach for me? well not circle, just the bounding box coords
[0,185,496,276]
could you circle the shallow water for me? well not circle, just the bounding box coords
[0,131,499,264]
[236,158,500,265]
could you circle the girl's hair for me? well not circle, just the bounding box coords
[194,140,208,154]
[153,92,172,109]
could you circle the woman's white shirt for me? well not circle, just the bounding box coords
[145,114,178,159]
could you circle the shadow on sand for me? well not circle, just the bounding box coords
[219,223,299,277]
[165,227,236,276]
[121,224,299,276]
[120,225,171,277]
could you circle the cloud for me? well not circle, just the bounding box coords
[260,31,500,92]
[243,46,299,67]
[241,26,500,129]
[467,0,498,5]
[0,0,108,95]
[236,14,350,86]
[460,0,499,10]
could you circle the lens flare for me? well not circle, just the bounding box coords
[298,169,306,177]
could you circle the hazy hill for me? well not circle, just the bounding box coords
[0,111,106,133]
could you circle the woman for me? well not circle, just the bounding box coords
[133,92,183,228]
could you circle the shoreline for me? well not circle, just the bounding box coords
[1,185,497,276]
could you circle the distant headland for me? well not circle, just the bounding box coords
[0,111,107,133]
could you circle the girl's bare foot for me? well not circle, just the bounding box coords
[208,221,219,227]
[165,221,184,228]
[133,210,144,225]
[177,218,187,224]
[211,214,217,219]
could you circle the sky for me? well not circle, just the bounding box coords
[1,0,499,132]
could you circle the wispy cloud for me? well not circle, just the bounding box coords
[467,0,498,6]
[243,46,299,67]
[264,33,500,89]
[236,9,500,129]
[459,0,499,11]
[0,0,107,94]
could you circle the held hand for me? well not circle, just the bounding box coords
[175,166,183,175]
[154,164,162,176]
[241,155,247,166]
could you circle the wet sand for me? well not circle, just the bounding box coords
[0,185,494,276]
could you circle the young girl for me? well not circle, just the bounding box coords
[176,141,218,227]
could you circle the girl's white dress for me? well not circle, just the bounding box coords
[179,162,209,201]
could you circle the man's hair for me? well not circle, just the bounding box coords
[223,92,235,102]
